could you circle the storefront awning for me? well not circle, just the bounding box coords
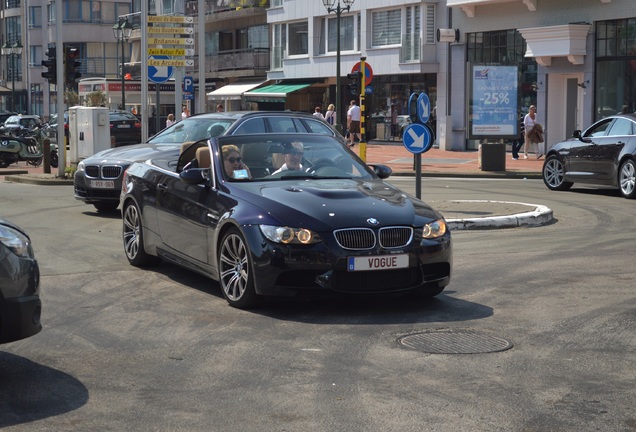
[243,83,313,103]
[207,81,266,100]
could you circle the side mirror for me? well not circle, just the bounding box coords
[180,168,208,185]
[369,164,392,179]
[573,130,592,143]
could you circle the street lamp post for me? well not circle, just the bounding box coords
[322,0,355,134]
[113,18,133,111]
[2,40,23,113]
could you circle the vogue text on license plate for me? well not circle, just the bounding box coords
[348,254,409,271]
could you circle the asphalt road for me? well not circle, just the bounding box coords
[1,178,635,431]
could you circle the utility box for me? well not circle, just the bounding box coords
[478,142,506,171]
[69,106,110,164]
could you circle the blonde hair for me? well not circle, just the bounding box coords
[328,104,335,111]
[222,144,240,159]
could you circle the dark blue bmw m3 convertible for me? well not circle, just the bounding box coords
[120,133,452,309]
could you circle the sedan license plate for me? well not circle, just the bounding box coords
[89,180,115,189]
[117,124,131,128]
[347,254,409,272]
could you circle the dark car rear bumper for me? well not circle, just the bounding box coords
[0,295,42,343]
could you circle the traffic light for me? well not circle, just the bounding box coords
[347,71,362,96]
[41,46,57,84]
[65,46,82,84]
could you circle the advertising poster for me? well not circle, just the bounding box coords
[471,65,518,138]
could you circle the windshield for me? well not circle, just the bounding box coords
[214,134,375,182]
[150,117,233,144]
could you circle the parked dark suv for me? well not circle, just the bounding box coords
[74,111,344,212]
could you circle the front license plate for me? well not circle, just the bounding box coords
[347,254,409,272]
[89,180,115,188]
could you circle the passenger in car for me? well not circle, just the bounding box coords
[223,144,251,179]
[272,141,304,175]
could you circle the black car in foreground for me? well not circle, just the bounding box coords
[75,111,344,212]
[543,114,636,198]
[121,133,452,309]
[0,218,42,343]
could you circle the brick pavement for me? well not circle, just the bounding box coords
[358,140,544,178]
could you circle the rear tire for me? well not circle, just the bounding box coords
[618,159,636,199]
[122,201,158,267]
[218,228,261,309]
[543,155,573,191]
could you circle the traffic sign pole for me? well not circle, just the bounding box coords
[359,57,367,162]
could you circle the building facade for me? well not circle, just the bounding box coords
[447,0,636,150]
[1,0,132,119]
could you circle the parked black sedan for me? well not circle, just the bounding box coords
[121,134,452,309]
[0,218,42,343]
[543,114,636,198]
[76,111,344,212]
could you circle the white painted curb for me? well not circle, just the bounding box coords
[445,200,553,230]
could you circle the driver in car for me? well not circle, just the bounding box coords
[272,141,304,175]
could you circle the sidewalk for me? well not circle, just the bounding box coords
[360,140,544,178]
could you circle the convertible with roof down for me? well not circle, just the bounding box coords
[120,133,452,309]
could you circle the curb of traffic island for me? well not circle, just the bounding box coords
[3,174,74,185]
[445,200,554,230]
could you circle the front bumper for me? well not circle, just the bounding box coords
[246,227,452,297]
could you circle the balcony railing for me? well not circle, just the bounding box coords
[209,48,269,72]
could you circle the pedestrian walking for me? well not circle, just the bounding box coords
[346,100,361,146]
[511,119,524,160]
[166,113,175,128]
[324,104,336,126]
[313,106,325,120]
[523,105,543,159]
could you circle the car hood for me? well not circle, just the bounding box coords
[231,179,442,229]
[85,143,180,163]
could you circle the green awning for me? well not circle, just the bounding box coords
[243,83,312,102]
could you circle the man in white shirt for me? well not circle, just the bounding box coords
[272,141,304,174]
[346,100,361,146]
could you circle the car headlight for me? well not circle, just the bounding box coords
[422,218,447,239]
[77,160,85,172]
[0,224,34,258]
[260,225,322,245]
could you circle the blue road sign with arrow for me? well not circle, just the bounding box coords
[402,123,433,154]
[417,93,430,124]
[148,55,174,84]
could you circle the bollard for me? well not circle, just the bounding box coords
[111,135,116,148]
[43,138,51,174]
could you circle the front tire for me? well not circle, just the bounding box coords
[123,201,157,266]
[218,228,260,309]
[543,155,573,191]
[618,159,636,199]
